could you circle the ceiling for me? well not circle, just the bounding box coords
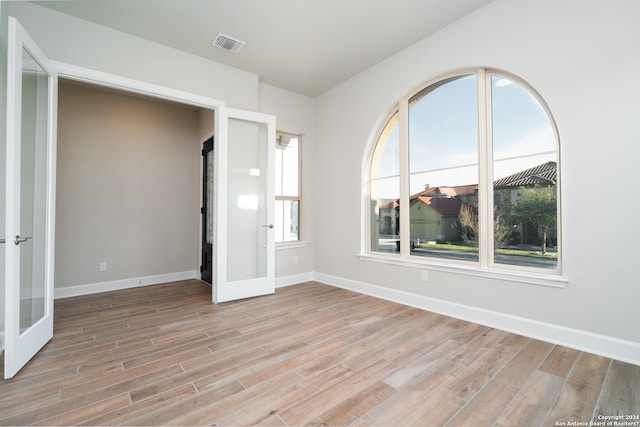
[32,0,494,97]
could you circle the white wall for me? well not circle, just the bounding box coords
[314,0,640,356]
[259,83,315,283]
[0,3,320,294]
[4,1,259,111]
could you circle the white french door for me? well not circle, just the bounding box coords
[3,17,57,379]
[214,107,276,303]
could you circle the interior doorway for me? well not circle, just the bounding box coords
[56,78,216,292]
[201,137,214,283]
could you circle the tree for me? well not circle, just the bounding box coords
[493,213,513,249]
[454,204,512,248]
[456,204,478,244]
[512,187,557,254]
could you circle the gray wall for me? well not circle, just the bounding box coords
[259,83,315,280]
[55,82,202,287]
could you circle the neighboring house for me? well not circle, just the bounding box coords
[494,161,558,247]
[379,162,558,246]
[408,186,475,243]
[378,199,400,236]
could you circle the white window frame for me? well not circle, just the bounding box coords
[360,68,567,288]
[275,131,302,244]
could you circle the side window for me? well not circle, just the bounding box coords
[275,132,301,243]
[368,69,560,274]
[370,111,400,252]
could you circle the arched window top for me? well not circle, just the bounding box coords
[366,68,562,282]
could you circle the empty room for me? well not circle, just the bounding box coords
[1,0,639,426]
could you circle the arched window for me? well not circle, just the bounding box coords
[368,68,561,276]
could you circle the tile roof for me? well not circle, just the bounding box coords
[410,184,477,200]
[493,161,557,189]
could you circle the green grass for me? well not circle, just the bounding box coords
[414,242,557,260]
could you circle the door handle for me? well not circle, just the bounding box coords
[0,239,5,244]
[261,224,274,229]
[14,235,32,245]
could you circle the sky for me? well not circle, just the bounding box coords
[372,73,557,199]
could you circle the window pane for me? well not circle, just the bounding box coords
[408,75,479,262]
[276,135,299,197]
[491,75,558,270]
[275,199,299,243]
[275,132,301,243]
[370,111,400,253]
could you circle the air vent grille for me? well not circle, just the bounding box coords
[212,33,245,53]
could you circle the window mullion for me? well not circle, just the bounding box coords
[399,97,410,257]
[477,68,494,267]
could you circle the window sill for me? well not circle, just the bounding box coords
[276,241,310,250]
[357,253,568,288]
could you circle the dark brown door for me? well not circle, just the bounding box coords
[201,137,214,283]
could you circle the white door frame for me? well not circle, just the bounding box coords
[51,63,277,303]
[4,16,57,379]
[53,62,226,111]
[53,62,229,284]
[53,62,226,288]
[214,107,276,303]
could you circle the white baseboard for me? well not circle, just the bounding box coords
[276,272,314,288]
[54,270,310,299]
[313,272,640,367]
[54,270,198,299]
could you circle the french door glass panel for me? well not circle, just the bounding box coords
[19,47,48,332]
[4,17,57,379]
[215,108,275,303]
[227,118,268,282]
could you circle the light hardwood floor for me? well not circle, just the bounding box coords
[1,280,638,426]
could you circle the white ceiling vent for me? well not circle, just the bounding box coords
[212,33,246,53]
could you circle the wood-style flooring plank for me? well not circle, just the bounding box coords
[494,370,565,427]
[81,384,199,426]
[495,338,554,387]
[279,360,399,426]
[360,359,464,426]
[595,360,640,417]
[447,379,520,427]
[1,279,637,427]
[545,352,611,425]
[307,381,397,426]
[217,364,357,426]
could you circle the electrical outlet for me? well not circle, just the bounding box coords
[293,255,298,265]
[420,270,429,281]
[99,262,107,272]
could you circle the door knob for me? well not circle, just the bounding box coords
[261,224,274,229]
[14,235,32,245]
